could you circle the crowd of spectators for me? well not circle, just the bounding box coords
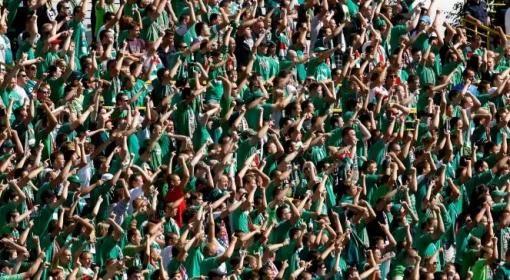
[0,0,509,279]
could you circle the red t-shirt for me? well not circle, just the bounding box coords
[165,187,186,227]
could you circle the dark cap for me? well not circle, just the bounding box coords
[69,71,83,81]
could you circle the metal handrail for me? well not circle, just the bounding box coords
[461,17,510,48]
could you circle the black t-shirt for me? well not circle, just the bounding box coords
[494,7,508,29]
[10,6,33,36]
[464,1,488,24]
[235,35,252,67]
[12,4,56,35]
[332,3,348,24]
[36,4,57,30]
[55,14,71,32]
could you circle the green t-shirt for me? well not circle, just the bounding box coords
[175,24,197,46]
[0,87,25,112]
[367,139,386,168]
[270,220,293,244]
[254,54,272,81]
[0,202,18,226]
[236,138,258,169]
[68,19,89,61]
[95,235,124,267]
[205,79,224,102]
[171,0,189,18]
[417,64,436,86]
[95,3,116,33]
[141,139,162,171]
[470,258,489,280]
[103,74,121,106]
[346,0,359,16]
[389,24,408,54]
[32,204,58,236]
[307,57,331,81]
[183,247,203,278]
[173,100,198,137]
[47,76,66,104]
[141,16,162,42]
[231,208,250,233]
[412,32,430,53]
[38,51,61,78]
[200,256,220,275]
[123,244,143,268]
[495,263,510,280]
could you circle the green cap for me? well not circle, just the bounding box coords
[374,18,386,29]
[314,46,328,52]
[390,203,403,216]
[421,131,433,142]
[342,111,355,122]
[244,90,265,104]
[0,154,11,161]
[423,243,437,258]
[68,175,81,185]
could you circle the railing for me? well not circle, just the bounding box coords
[488,0,507,17]
[461,17,510,49]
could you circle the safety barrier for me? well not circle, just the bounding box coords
[460,17,509,49]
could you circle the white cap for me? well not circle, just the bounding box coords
[101,173,114,181]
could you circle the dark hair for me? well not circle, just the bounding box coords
[466,55,481,72]
[195,22,206,35]
[156,67,168,80]
[341,127,355,138]
[127,266,142,277]
[276,205,290,219]
[73,5,83,16]
[56,0,70,12]
[99,29,113,43]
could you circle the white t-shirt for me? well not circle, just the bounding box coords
[310,15,323,50]
[78,155,93,191]
[13,85,29,104]
[0,35,12,65]
[162,245,173,271]
[128,186,144,214]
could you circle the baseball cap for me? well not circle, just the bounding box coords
[390,203,403,216]
[101,173,114,181]
[342,111,355,122]
[314,46,328,52]
[68,175,81,184]
[419,15,432,25]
